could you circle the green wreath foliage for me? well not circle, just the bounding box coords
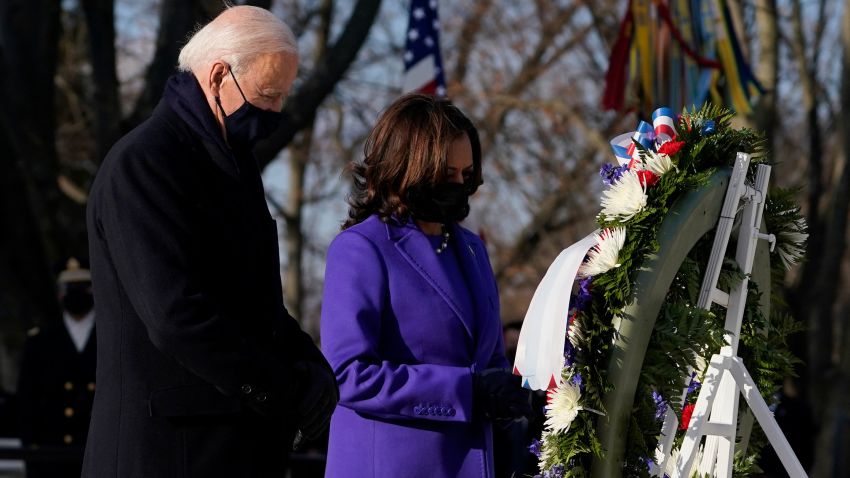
[536,105,806,477]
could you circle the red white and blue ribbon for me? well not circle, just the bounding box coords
[609,107,678,166]
[652,107,677,143]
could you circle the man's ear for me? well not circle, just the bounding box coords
[208,61,229,97]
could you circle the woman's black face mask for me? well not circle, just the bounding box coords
[215,68,282,150]
[407,181,474,223]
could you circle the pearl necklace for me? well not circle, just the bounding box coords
[435,225,451,254]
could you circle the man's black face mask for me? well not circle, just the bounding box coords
[215,68,282,149]
[63,282,94,316]
[407,181,474,224]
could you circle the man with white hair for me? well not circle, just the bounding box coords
[83,6,338,477]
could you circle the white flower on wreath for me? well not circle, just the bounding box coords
[665,445,703,477]
[568,321,582,349]
[544,380,583,434]
[577,227,626,278]
[600,169,647,222]
[644,151,675,176]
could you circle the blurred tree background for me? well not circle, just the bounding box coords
[1,0,849,475]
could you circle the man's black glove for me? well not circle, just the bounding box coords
[293,361,339,440]
[472,368,533,421]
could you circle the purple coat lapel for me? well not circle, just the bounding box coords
[390,223,476,339]
[387,219,503,371]
[450,223,500,368]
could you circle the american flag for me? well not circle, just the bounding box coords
[402,0,446,96]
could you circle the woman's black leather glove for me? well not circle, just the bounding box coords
[293,360,339,440]
[472,367,533,420]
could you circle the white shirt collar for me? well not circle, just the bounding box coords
[63,311,95,353]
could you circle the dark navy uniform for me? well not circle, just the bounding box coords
[17,322,96,478]
[17,257,96,478]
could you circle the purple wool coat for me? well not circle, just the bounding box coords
[321,215,509,478]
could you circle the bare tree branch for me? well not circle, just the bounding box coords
[449,0,493,89]
[808,3,850,473]
[494,164,587,281]
[273,0,334,327]
[752,0,778,146]
[0,0,67,329]
[478,3,585,140]
[125,0,221,129]
[81,0,122,162]
[788,0,832,401]
[254,0,382,167]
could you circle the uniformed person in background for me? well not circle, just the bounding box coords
[17,257,96,478]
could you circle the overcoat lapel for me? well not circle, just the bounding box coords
[389,221,475,339]
[451,224,499,367]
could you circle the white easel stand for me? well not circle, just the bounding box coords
[673,347,807,477]
[651,153,807,478]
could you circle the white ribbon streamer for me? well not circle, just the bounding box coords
[513,231,599,391]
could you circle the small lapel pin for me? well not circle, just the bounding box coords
[468,244,475,257]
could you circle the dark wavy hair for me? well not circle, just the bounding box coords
[343,94,482,229]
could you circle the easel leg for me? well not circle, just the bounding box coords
[675,354,726,477]
[711,372,740,478]
[728,357,808,477]
[737,410,755,455]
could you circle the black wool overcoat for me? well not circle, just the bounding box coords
[83,86,327,477]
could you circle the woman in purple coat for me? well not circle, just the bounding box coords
[321,94,532,478]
